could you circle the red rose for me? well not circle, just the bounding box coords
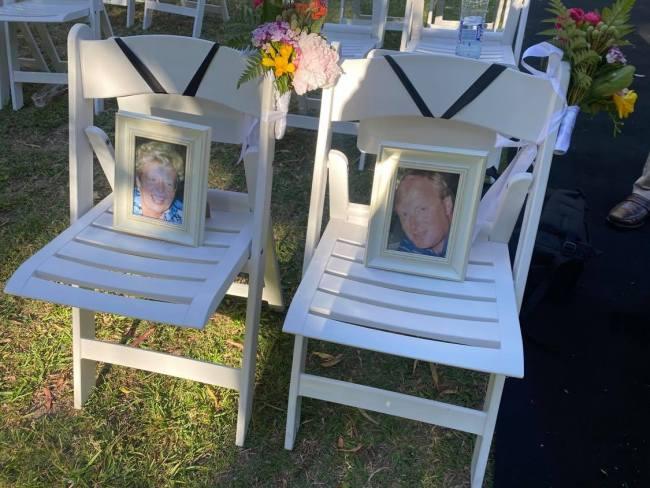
[584,11,601,25]
[568,7,585,22]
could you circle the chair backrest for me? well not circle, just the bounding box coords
[68,24,275,222]
[305,53,567,304]
[402,0,530,61]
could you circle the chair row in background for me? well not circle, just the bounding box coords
[0,0,528,112]
[0,0,229,111]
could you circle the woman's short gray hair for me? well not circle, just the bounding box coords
[135,141,185,183]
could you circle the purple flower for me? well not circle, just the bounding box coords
[606,46,627,65]
[251,21,298,48]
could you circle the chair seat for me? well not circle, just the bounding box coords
[282,217,524,377]
[322,26,381,60]
[407,37,516,67]
[0,0,90,22]
[5,189,254,329]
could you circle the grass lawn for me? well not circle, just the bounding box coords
[1,2,495,486]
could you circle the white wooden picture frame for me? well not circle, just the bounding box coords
[366,142,488,281]
[114,111,211,247]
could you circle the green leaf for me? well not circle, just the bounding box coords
[237,51,266,89]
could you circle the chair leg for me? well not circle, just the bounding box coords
[0,23,10,108]
[235,249,266,446]
[6,23,24,111]
[470,373,506,488]
[126,0,136,28]
[284,334,308,450]
[357,151,367,171]
[143,1,153,30]
[262,225,284,311]
[191,0,206,38]
[33,25,65,72]
[100,8,114,38]
[17,23,48,72]
[72,308,97,408]
[220,0,230,22]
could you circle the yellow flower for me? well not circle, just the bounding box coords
[612,89,638,119]
[261,44,295,78]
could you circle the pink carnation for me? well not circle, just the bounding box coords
[292,33,342,95]
[568,7,585,23]
[583,11,601,25]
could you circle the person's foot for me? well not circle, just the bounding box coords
[607,194,650,229]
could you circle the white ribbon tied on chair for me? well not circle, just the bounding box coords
[473,42,567,242]
[237,108,289,164]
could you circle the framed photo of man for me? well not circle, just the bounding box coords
[365,143,488,281]
[113,111,211,246]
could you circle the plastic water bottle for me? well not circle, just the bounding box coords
[455,0,489,59]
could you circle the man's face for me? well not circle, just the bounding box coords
[136,160,177,218]
[395,175,454,252]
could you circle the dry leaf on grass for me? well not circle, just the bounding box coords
[131,326,156,347]
[357,408,379,425]
[205,386,221,410]
[226,339,244,351]
[42,387,53,412]
[439,389,458,396]
[429,363,440,390]
[367,466,389,483]
[338,444,363,453]
[312,352,343,367]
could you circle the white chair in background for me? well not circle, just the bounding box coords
[5,25,282,446]
[401,0,531,67]
[286,0,389,132]
[0,0,112,110]
[282,53,567,487]
[104,0,137,28]
[334,0,405,33]
[143,0,229,38]
[322,0,389,60]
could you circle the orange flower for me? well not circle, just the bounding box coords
[295,0,327,20]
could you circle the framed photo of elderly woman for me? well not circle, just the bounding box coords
[113,111,211,246]
[365,143,488,282]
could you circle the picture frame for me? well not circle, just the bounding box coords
[113,111,211,247]
[365,142,488,282]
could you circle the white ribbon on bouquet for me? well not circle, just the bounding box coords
[473,42,568,242]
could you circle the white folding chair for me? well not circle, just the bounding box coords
[283,53,568,486]
[335,0,406,33]
[322,0,389,60]
[5,25,282,446]
[143,0,229,38]
[0,0,112,110]
[401,0,530,67]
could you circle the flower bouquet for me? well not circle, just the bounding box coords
[238,0,342,137]
[541,0,638,152]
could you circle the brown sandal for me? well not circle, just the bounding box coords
[607,194,650,229]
